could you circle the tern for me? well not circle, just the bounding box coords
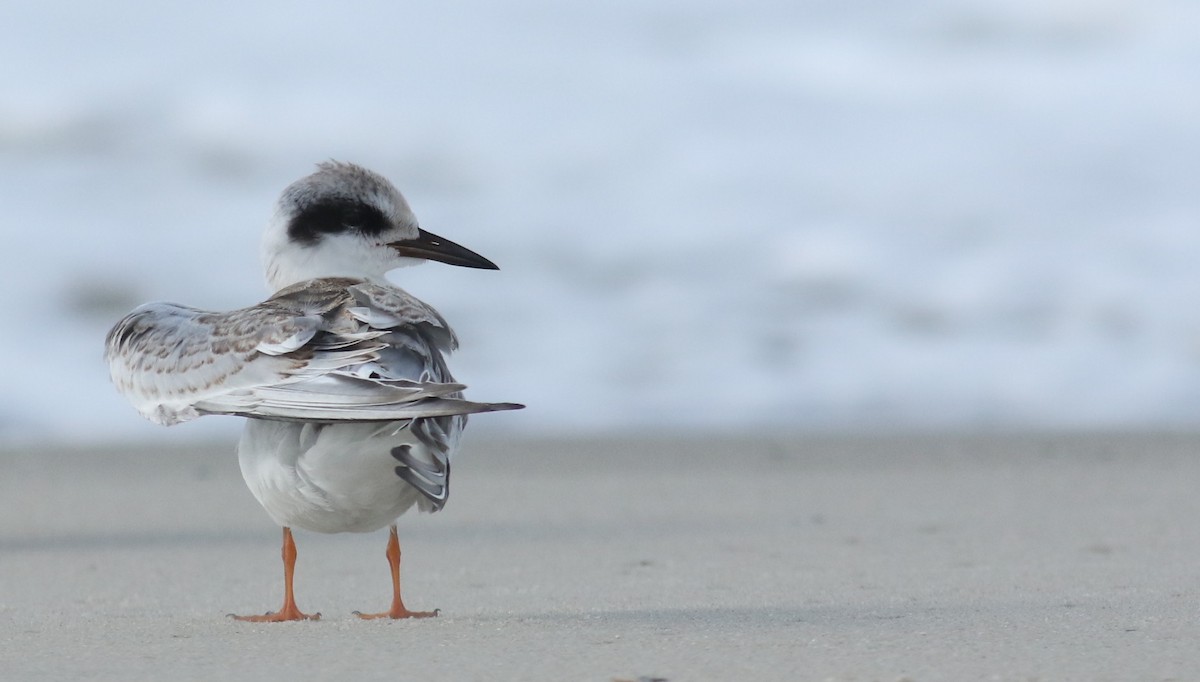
[105,161,523,621]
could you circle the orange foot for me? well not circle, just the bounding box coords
[229,605,320,622]
[358,525,438,620]
[354,606,439,620]
[230,528,319,623]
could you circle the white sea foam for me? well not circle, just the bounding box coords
[2,0,1198,443]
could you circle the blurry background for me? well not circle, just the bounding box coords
[1,0,1198,446]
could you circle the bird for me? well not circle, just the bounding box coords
[104,161,523,622]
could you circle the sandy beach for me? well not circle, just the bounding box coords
[1,432,1197,681]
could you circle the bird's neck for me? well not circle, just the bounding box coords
[263,247,380,293]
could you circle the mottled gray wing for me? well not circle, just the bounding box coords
[105,279,523,426]
[105,301,322,425]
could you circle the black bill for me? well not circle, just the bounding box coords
[388,228,499,270]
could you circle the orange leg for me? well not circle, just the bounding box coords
[231,527,319,622]
[355,525,438,620]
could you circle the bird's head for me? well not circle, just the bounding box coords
[263,161,497,291]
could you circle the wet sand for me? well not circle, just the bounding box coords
[2,433,1197,681]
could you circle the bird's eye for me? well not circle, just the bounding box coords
[341,205,389,235]
[341,206,368,229]
[288,199,391,246]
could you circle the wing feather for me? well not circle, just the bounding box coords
[105,278,523,426]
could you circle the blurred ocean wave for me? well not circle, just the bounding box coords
[2,0,1199,443]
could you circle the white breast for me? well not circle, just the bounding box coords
[237,418,457,534]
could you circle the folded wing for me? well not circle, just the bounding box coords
[104,278,523,426]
